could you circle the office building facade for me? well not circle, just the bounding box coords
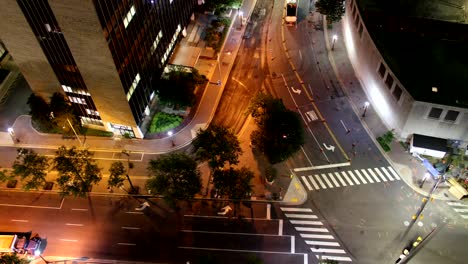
[0,0,197,138]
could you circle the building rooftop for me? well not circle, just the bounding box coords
[357,0,468,108]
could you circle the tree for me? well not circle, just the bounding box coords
[157,69,206,107]
[0,252,30,264]
[52,146,102,197]
[203,0,242,14]
[49,92,80,134]
[147,153,202,205]
[193,124,242,170]
[248,93,304,164]
[27,93,53,131]
[315,0,346,24]
[108,151,137,193]
[12,148,49,190]
[213,167,253,200]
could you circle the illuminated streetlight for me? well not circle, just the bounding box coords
[8,127,18,143]
[167,130,175,147]
[239,11,244,27]
[419,172,430,188]
[362,101,370,117]
[331,34,338,51]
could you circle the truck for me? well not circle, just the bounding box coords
[0,232,43,256]
[285,0,298,26]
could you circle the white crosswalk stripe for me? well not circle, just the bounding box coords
[299,167,401,191]
[281,207,352,262]
[447,202,468,220]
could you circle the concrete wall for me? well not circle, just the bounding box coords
[0,0,60,99]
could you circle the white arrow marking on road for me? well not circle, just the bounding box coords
[135,201,150,211]
[217,205,232,215]
[291,86,301,95]
[323,143,335,152]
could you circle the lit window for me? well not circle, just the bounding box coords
[61,85,90,96]
[151,30,163,55]
[86,109,100,116]
[161,25,181,64]
[170,0,173,3]
[432,87,438,92]
[127,73,141,101]
[144,105,150,116]
[69,96,87,105]
[123,5,136,28]
[62,85,72,92]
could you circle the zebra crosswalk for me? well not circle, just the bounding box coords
[447,201,468,220]
[281,207,352,262]
[299,166,401,191]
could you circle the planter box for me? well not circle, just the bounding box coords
[6,179,18,188]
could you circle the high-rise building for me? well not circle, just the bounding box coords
[0,0,197,138]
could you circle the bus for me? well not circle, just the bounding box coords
[285,0,298,26]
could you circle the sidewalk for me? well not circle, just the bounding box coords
[323,17,453,201]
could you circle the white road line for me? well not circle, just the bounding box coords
[321,174,334,188]
[374,168,388,182]
[290,220,323,225]
[117,243,136,246]
[11,219,28,222]
[291,236,295,253]
[334,172,347,186]
[181,230,288,237]
[267,204,271,220]
[281,207,313,212]
[304,253,308,264]
[361,169,374,183]
[293,162,352,171]
[122,227,140,230]
[341,171,354,185]
[340,119,349,132]
[295,227,329,232]
[314,174,327,189]
[388,166,401,180]
[301,176,313,191]
[354,170,367,184]
[347,171,361,185]
[126,211,144,214]
[319,255,352,262]
[367,168,381,182]
[328,173,340,187]
[279,219,283,236]
[305,241,340,246]
[447,202,468,207]
[71,208,88,211]
[454,208,468,213]
[380,167,395,181]
[308,175,320,190]
[311,248,346,254]
[286,214,318,219]
[461,215,468,219]
[300,234,334,239]
[60,239,78,242]
[184,215,278,221]
[179,246,305,255]
[65,223,83,226]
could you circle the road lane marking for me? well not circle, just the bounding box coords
[65,223,83,226]
[361,169,374,183]
[291,236,295,253]
[305,241,339,246]
[290,220,323,225]
[295,227,329,232]
[11,219,28,222]
[183,215,280,221]
[367,169,381,182]
[311,248,346,254]
[71,208,88,211]
[60,239,78,242]
[281,207,313,212]
[328,173,340,187]
[380,167,395,181]
[341,171,354,185]
[308,175,320,190]
[286,214,318,219]
[279,219,283,236]
[454,208,468,213]
[318,255,352,261]
[179,246,304,255]
[354,170,367,184]
[340,120,349,132]
[388,166,401,180]
[126,211,143,214]
[374,168,388,182]
[334,172,347,186]
[0,198,64,210]
[300,234,334,239]
[294,162,351,171]
[122,227,140,230]
[304,253,308,264]
[117,243,136,246]
[314,174,327,189]
[347,171,360,185]
[181,230,290,237]
[267,203,271,220]
[448,202,468,207]
[301,176,313,191]
[321,174,334,188]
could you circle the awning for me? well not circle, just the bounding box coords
[423,159,440,178]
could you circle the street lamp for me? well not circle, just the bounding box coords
[331,34,338,51]
[167,130,175,147]
[362,101,370,117]
[7,127,17,143]
[419,172,430,188]
[216,53,222,86]
[239,11,244,27]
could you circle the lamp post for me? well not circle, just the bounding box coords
[7,127,17,143]
[362,101,370,117]
[419,172,430,188]
[331,34,338,51]
[65,118,84,147]
[216,53,222,86]
[167,130,175,147]
[239,11,244,27]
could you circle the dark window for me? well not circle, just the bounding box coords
[428,107,443,119]
[385,74,394,89]
[444,110,459,122]
[392,85,402,101]
[378,63,386,78]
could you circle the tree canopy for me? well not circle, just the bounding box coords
[108,161,126,189]
[27,93,53,131]
[0,253,30,264]
[193,124,242,170]
[213,167,253,200]
[315,0,346,24]
[52,146,102,197]
[147,153,202,204]
[12,148,49,190]
[157,69,206,108]
[50,92,80,132]
[203,0,242,14]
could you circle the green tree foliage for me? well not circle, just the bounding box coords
[147,153,202,204]
[27,93,53,131]
[50,92,81,133]
[193,125,242,170]
[213,167,253,200]
[12,148,49,190]
[0,252,30,264]
[248,93,304,164]
[315,0,346,24]
[108,161,126,189]
[157,69,206,108]
[203,0,242,14]
[52,146,102,197]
